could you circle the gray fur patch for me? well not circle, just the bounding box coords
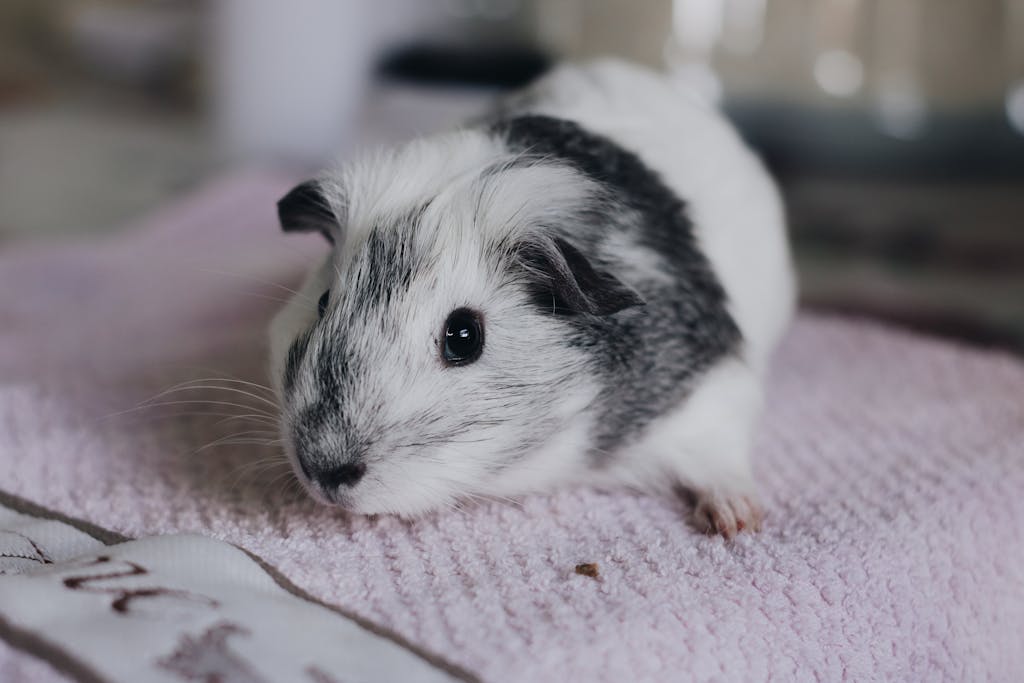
[493,114,742,458]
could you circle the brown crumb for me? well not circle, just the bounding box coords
[574,562,599,579]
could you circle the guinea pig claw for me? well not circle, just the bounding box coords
[692,489,763,539]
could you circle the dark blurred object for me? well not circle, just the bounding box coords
[786,177,1024,353]
[730,105,1024,180]
[61,1,199,101]
[379,45,550,88]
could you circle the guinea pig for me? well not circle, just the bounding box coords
[268,59,795,537]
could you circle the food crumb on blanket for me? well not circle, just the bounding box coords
[574,563,599,579]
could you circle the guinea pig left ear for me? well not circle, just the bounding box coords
[517,236,645,316]
[277,180,339,244]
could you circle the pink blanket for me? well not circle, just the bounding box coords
[2,170,1023,682]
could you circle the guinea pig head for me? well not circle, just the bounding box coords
[268,158,643,515]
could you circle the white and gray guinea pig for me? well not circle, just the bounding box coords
[268,60,795,537]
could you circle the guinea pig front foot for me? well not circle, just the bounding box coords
[690,489,763,539]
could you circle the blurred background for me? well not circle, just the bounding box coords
[1,0,1022,352]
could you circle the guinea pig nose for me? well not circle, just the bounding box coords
[316,462,367,489]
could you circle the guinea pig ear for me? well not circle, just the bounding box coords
[277,180,340,244]
[516,236,645,316]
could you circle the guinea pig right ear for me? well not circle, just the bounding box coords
[277,180,340,244]
[516,235,645,316]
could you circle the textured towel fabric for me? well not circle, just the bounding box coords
[1,170,1023,682]
[0,499,466,683]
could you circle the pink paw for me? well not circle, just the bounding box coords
[691,490,763,539]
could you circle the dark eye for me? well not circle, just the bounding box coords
[317,290,329,318]
[442,308,484,366]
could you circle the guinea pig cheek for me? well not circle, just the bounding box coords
[332,460,456,517]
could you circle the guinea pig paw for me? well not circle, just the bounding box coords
[691,489,763,539]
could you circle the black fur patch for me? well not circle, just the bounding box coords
[345,210,424,320]
[517,235,645,316]
[282,209,426,463]
[277,180,338,244]
[282,331,312,394]
[494,114,742,457]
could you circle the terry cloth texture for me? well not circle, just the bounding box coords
[1,170,1023,682]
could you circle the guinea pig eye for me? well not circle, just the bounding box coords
[317,290,330,318]
[442,308,484,366]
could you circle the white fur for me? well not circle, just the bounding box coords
[508,61,795,532]
[272,158,609,516]
[516,60,796,370]
[268,60,795,529]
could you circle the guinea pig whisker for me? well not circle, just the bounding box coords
[112,399,278,419]
[213,379,277,398]
[264,470,299,492]
[188,266,319,307]
[265,467,307,500]
[159,376,278,399]
[240,291,318,312]
[198,438,282,451]
[102,409,278,427]
[416,485,463,516]
[153,365,275,392]
[193,432,284,454]
[142,385,280,411]
[212,414,280,428]
[239,451,290,466]
[224,460,293,498]
[460,489,523,509]
[441,501,465,516]
[225,462,290,493]
[283,476,308,503]
[119,379,280,416]
[213,431,282,442]
[203,428,281,440]
[212,432,280,444]
[230,458,291,480]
